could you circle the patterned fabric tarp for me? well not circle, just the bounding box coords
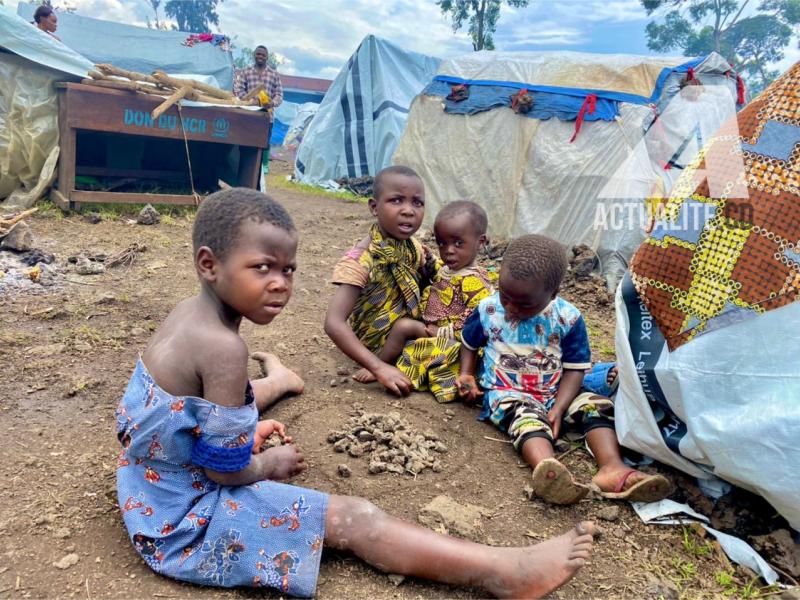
[629,62,800,350]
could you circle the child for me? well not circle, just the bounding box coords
[324,165,433,396]
[115,188,595,598]
[352,200,495,403]
[457,234,672,505]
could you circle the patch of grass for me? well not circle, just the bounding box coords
[681,526,713,558]
[77,203,198,220]
[36,200,65,220]
[268,176,364,202]
[161,214,176,226]
[597,343,616,356]
[670,556,697,583]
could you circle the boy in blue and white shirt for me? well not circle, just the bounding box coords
[457,235,672,505]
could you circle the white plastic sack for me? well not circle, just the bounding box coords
[614,274,800,530]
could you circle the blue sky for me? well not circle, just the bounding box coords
[34,0,799,79]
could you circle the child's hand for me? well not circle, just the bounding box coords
[546,407,564,441]
[374,364,412,396]
[456,374,482,404]
[253,419,292,454]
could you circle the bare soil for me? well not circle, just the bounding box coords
[0,164,785,599]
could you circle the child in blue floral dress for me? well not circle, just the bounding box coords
[116,188,596,598]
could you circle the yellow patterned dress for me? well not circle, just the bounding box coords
[397,265,495,403]
[330,224,430,353]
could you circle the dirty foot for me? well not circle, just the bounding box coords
[531,458,590,505]
[352,367,377,383]
[260,444,307,481]
[592,465,672,502]
[485,521,596,598]
[250,352,305,408]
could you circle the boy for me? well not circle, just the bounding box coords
[324,165,432,396]
[457,234,672,504]
[116,188,596,598]
[353,200,495,402]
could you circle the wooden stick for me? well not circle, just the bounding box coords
[151,86,191,120]
[0,207,38,228]
[95,63,159,85]
[191,92,252,105]
[81,78,170,96]
[152,70,233,100]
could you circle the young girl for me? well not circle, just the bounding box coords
[116,187,595,598]
[353,200,495,403]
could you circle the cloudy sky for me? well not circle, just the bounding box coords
[27,0,800,79]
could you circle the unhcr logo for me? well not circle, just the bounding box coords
[212,118,230,139]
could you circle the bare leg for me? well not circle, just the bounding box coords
[325,495,595,598]
[353,318,428,383]
[522,437,589,505]
[587,427,671,500]
[250,352,305,411]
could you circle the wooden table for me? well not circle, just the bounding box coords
[52,82,270,210]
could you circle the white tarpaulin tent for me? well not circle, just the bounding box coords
[295,35,440,184]
[394,51,740,286]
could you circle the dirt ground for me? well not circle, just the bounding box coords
[0,164,789,599]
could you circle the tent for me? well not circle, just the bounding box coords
[393,51,742,286]
[0,6,93,208]
[16,4,233,89]
[614,62,800,531]
[269,75,330,147]
[294,35,440,184]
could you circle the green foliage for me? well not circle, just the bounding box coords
[436,0,530,51]
[641,0,799,94]
[164,0,221,33]
[681,526,713,557]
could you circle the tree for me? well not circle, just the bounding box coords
[642,0,799,94]
[437,0,530,51]
[164,0,221,33]
[145,0,171,30]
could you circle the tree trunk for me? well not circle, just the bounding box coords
[476,0,486,51]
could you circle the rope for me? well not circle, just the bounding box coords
[176,102,202,205]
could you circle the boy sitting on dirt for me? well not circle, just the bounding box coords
[457,234,672,505]
[115,187,596,598]
[326,165,449,399]
[351,200,495,402]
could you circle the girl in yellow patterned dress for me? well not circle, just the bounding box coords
[356,201,496,403]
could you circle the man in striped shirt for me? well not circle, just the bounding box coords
[233,45,283,171]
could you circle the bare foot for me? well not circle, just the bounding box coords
[484,522,596,598]
[260,444,307,481]
[592,464,672,501]
[251,352,305,396]
[352,367,377,383]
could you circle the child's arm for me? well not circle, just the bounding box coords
[324,283,412,396]
[196,337,307,485]
[546,369,584,440]
[456,345,483,404]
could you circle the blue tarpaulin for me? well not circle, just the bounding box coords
[16,3,234,89]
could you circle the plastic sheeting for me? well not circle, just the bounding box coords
[16,4,234,90]
[394,52,738,287]
[295,35,440,184]
[0,52,62,208]
[614,274,800,530]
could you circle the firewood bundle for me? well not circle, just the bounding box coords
[83,64,258,120]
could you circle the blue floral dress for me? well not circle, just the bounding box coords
[115,360,328,597]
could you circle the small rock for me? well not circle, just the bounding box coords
[330,379,338,388]
[19,249,55,266]
[75,257,105,275]
[357,431,375,442]
[336,366,350,376]
[644,575,678,600]
[53,553,80,570]
[94,292,117,304]
[368,460,387,474]
[54,527,71,539]
[347,444,365,458]
[444,409,455,417]
[333,438,349,453]
[418,495,489,541]
[751,529,800,578]
[339,377,348,384]
[137,204,160,225]
[523,485,535,500]
[431,460,443,473]
[387,574,405,586]
[597,505,621,522]
[336,464,351,478]
[130,327,146,337]
[1,221,34,252]
[84,213,102,224]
